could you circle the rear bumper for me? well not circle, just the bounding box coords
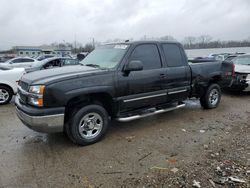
[15,96,65,133]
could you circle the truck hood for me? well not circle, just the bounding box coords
[235,64,250,74]
[21,65,106,85]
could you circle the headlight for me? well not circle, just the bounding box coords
[29,85,45,94]
[28,85,45,107]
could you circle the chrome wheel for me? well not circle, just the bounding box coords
[209,88,219,105]
[0,89,10,104]
[78,113,103,139]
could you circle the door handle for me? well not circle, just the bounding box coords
[160,73,166,79]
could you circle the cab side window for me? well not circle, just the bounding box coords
[129,44,162,70]
[162,44,185,67]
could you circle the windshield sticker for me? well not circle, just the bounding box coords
[114,45,128,49]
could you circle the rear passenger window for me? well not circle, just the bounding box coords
[129,44,161,70]
[162,44,185,67]
[12,59,23,63]
[22,59,34,62]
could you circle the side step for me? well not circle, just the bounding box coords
[116,103,186,122]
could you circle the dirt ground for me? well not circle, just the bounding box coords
[0,91,249,188]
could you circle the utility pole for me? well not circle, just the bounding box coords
[74,34,77,54]
[92,38,95,48]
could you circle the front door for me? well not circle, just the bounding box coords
[116,44,167,111]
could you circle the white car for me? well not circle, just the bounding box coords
[0,65,25,105]
[3,57,38,68]
[230,54,250,91]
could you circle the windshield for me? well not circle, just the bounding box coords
[80,44,129,68]
[232,56,250,65]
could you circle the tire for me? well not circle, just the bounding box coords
[200,83,221,109]
[0,86,13,105]
[68,104,109,146]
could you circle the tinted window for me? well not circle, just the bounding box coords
[12,59,23,63]
[129,44,161,70]
[162,44,185,67]
[22,58,34,62]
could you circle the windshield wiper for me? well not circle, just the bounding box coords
[84,63,101,68]
[84,63,108,70]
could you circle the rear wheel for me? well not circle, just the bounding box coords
[67,104,109,146]
[0,86,13,105]
[200,84,221,109]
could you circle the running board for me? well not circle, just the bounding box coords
[116,103,186,122]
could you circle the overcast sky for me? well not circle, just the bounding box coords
[0,0,250,49]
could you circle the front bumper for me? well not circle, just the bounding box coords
[243,80,250,91]
[15,96,65,133]
[228,74,250,91]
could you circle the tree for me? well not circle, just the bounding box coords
[198,35,212,44]
[159,35,176,41]
[83,43,95,53]
[183,36,197,48]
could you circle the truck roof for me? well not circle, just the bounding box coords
[105,40,181,46]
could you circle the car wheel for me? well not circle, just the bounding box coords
[0,86,13,105]
[68,104,109,145]
[200,83,221,109]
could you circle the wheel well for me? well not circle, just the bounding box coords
[196,76,221,98]
[0,84,14,94]
[64,93,114,123]
[209,75,221,85]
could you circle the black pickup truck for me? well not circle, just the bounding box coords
[15,41,234,145]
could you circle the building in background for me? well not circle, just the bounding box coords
[13,45,72,57]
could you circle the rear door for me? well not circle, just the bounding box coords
[117,43,167,110]
[161,43,191,102]
[21,58,35,67]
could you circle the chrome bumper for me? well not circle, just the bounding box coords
[16,107,64,133]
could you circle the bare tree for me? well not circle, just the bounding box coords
[183,36,196,46]
[159,35,176,41]
[198,35,213,44]
[83,43,95,53]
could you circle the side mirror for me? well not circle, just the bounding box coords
[124,60,143,72]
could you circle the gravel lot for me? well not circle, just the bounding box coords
[0,91,249,188]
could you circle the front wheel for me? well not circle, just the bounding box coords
[0,86,13,105]
[67,104,109,146]
[200,83,221,109]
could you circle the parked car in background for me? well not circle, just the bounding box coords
[224,53,246,62]
[189,57,217,63]
[25,57,79,72]
[36,55,55,61]
[228,54,250,91]
[3,57,38,68]
[0,55,16,63]
[0,65,25,105]
[208,53,232,61]
[77,52,89,61]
